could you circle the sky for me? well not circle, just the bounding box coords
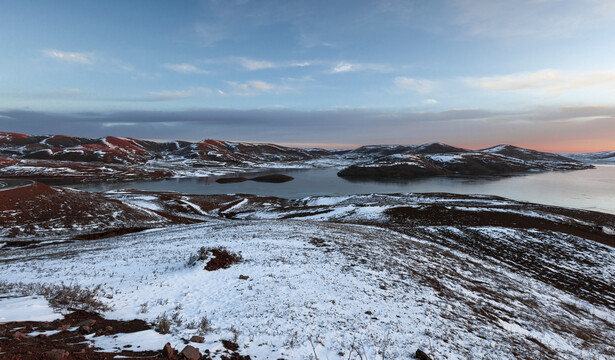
[1,0,615,152]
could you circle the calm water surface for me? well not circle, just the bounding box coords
[73,165,615,215]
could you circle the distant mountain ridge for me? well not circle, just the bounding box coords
[0,132,329,166]
[0,131,597,181]
[561,151,615,164]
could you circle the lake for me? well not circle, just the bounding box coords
[72,165,615,215]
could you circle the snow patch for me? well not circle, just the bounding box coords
[0,296,62,322]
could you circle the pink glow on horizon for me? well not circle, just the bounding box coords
[280,141,615,153]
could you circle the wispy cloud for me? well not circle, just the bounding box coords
[193,23,227,46]
[331,62,355,73]
[465,69,615,93]
[237,58,275,71]
[224,80,292,95]
[329,62,393,74]
[148,87,212,101]
[42,49,93,64]
[3,105,614,152]
[452,0,615,38]
[41,49,137,75]
[163,63,208,74]
[394,77,438,93]
[231,57,312,71]
[248,81,274,91]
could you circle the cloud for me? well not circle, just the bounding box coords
[237,58,275,71]
[42,49,93,64]
[148,87,212,101]
[230,57,313,71]
[248,81,274,91]
[331,62,355,73]
[330,62,392,74]
[193,23,228,46]
[2,106,614,151]
[465,69,615,93]
[42,49,137,74]
[225,80,282,95]
[394,77,438,93]
[423,99,438,104]
[452,0,615,38]
[163,63,208,74]
[148,90,194,101]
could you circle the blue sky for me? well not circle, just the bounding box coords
[1,0,615,151]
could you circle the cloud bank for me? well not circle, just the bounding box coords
[1,106,613,152]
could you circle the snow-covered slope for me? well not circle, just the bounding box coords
[2,192,614,359]
[562,151,615,164]
[2,218,614,359]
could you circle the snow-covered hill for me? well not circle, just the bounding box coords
[562,151,615,164]
[0,132,329,166]
[0,131,595,182]
[338,144,590,180]
[2,190,614,359]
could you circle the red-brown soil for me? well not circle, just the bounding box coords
[203,248,242,271]
[0,156,18,169]
[0,160,173,182]
[0,310,252,360]
[0,182,169,238]
[0,310,158,359]
[384,203,615,247]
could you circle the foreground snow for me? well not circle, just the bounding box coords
[0,296,63,322]
[2,214,614,359]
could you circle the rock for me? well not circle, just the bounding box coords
[250,174,294,183]
[12,331,26,340]
[239,275,249,280]
[77,319,96,327]
[190,335,205,343]
[180,345,202,360]
[162,342,178,359]
[222,340,239,351]
[58,324,71,331]
[416,349,432,360]
[79,325,92,334]
[44,349,69,360]
[216,177,248,184]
